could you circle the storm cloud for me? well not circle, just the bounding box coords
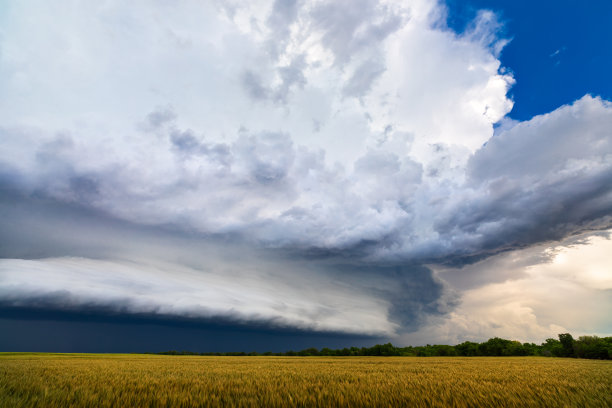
[0,0,610,347]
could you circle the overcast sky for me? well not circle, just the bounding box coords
[0,0,610,352]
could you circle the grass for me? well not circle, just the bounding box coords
[1,354,611,407]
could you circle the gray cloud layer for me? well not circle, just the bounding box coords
[0,188,456,336]
[3,96,609,263]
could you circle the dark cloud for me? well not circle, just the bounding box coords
[0,312,377,353]
[332,264,458,332]
[0,184,454,339]
[432,96,612,262]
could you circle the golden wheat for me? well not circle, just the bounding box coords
[1,354,610,407]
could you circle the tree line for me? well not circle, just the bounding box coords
[152,333,611,359]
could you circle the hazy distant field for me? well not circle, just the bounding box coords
[1,354,611,407]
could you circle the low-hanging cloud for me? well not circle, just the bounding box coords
[0,189,455,337]
[0,257,396,336]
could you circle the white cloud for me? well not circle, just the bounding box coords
[0,0,511,161]
[0,0,517,252]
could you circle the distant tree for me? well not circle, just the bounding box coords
[521,342,541,356]
[542,338,563,357]
[413,346,430,357]
[399,346,416,356]
[479,337,515,356]
[367,343,400,356]
[350,347,362,356]
[558,333,576,357]
[505,341,528,356]
[151,332,610,360]
[455,341,480,356]
[298,348,319,356]
[434,345,457,356]
[574,336,611,359]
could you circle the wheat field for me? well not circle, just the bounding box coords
[1,354,611,407]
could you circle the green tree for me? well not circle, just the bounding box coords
[542,338,563,357]
[574,336,611,359]
[505,341,528,356]
[297,348,319,356]
[479,337,514,356]
[558,333,576,357]
[455,341,480,356]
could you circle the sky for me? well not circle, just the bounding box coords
[0,0,610,352]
